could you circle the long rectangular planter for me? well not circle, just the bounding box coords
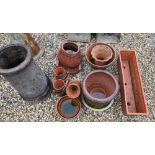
[118,50,148,115]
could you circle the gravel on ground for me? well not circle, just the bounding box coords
[0,33,155,122]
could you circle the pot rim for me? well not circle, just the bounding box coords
[56,95,81,119]
[86,43,117,69]
[61,42,80,57]
[82,70,119,103]
[53,79,66,91]
[53,66,67,77]
[0,43,32,75]
[66,82,81,99]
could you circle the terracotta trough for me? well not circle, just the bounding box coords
[118,50,148,115]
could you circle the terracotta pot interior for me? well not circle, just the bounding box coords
[0,46,27,69]
[63,43,78,54]
[53,80,65,90]
[91,45,113,62]
[57,96,80,118]
[87,44,115,66]
[54,67,66,76]
[85,72,116,99]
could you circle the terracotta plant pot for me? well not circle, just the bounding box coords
[52,79,66,94]
[58,42,82,74]
[91,44,113,66]
[56,95,81,119]
[53,66,68,80]
[66,80,81,99]
[82,70,119,111]
[86,43,117,69]
[118,50,148,115]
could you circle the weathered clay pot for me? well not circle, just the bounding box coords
[82,70,119,111]
[66,80,81,99]
[91,44,113,66]
[53,66,68,80]
[58,42,82,74]
[0,44,51,101]
[119,50,148,115]
[52,79,66,93]
[56,95,81,119]
[86,43,117,69]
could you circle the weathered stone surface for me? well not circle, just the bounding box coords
[68,33,91,42]
[96,33,121,44]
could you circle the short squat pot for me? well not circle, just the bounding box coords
[66,80,81,99]
[91,44,113,66]
[82,70,119,111]
[0,44,51,101]
[86,43,117,69]
[58,42,82,74]
[53,66,68,80]
[52,79,66,94]
[56,95,81,119]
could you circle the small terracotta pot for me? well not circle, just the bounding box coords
[91,44,113,66]
[82,70,119,111]
[56,95,81,119]
[53,66,68,80]
[58,42,82,73]
[66,80,81,99]
[86,43,117,69]
[52,79,66,93]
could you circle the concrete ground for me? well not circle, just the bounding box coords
[0,33,155,122]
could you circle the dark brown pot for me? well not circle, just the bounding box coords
[86,43,117,69]
[53,66,68,80]
[58,42,82,73]
[52,79,66,93]
[66,80,81,99]
[82,70,119,111]
[91,44,113,66]
[56,95,81,119]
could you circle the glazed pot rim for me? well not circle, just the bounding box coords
[61,42,80,57]
[56,95,81,119]
[86,43,117,69]
[82,70,119,103]
[0,43,32,75]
